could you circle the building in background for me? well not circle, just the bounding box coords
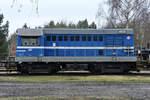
[10,43,16,57]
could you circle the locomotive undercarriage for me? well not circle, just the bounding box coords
[17,62,60,74]
[16,62,137,74]
[88,62,136,74]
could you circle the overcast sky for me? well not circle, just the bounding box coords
[0,0,106,36]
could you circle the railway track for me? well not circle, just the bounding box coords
[0,59,150,75]
[0,65,17,72]
[0,70,150,76]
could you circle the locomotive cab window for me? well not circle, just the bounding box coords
[71,36,74,41]
[76,36,80,41]
[99,36,103,41]
[52,36,56,41]
[88,36,91,41]
[64,36,68,41]
[82,36,86,41]
[94,36,98,41]
[21,36,40,46]
[58,36,63,41]
[46,36,51,41]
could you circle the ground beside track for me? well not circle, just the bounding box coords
[0,71,150,100]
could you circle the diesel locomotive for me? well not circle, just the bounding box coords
[15,28,137,74]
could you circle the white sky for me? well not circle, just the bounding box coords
[0,0,106,36]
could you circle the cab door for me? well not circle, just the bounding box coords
[105,34,123,56]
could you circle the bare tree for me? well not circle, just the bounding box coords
[96,3,107,28]
[11,0,39,13]
[97,0,150,28]
[97,0,150,48]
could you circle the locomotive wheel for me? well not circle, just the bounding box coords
[48,64,60,74]
[19,63,32,75]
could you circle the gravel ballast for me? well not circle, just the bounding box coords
[0,82,150,99]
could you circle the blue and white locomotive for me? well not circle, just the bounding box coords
[16,28,137,74]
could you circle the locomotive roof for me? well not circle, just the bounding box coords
[17,28,133,36]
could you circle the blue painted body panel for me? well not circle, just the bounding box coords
[16,48,43,56]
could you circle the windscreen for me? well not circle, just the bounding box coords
[21,36,40,46]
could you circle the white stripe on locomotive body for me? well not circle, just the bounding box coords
[17,46,134,50]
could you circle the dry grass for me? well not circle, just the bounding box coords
[0,75,150,82]
[0,96,137,100]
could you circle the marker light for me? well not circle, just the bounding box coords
[127,36,131,40]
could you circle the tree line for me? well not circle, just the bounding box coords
[0,14,9,60]
[44,19,97,29]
